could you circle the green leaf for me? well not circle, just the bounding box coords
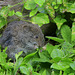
[51,62,70,71]
[20,66,29,75]
[0,16,7,29]
[54,16,66,29]
[46,36,64,43]
[14,57,23,75]
[61,58,73,63]
[45,2,55,18]
[0,6,9,18]
[39,50,50,59]
[57,0,62,4]
[34,0,45,7]
[51,49,64,58]
[33,72,41,75]
[0,47,7,64]
[15,51,23,60]
[70,61,75,70]
[29,8,38,17]
[69,73,74,75]
[20,64,33,75]
[52,1,56,6]
[8,10,15,16]
[61,25,72,43]
[54,5,59,9]
[32,58,50,63]
[72,22,75,42]
[42,70,46,75]
[32,50,50,63]
[46,43,54,55]
[61,42,73,56]
[31,13,49,26]
[23,51,37,63]
[60,6,66,13]
[66,3,75,13]
[24,0,36,10]
[51,57,61,63]
[37,5,47,13]
[64,67,73,74]
[3,62,14,70]
[15,11,22,17]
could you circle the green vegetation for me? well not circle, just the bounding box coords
[0,0,75,75]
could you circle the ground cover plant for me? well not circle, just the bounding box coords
[0,0,75,75]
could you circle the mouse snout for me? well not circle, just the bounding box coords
[33,42,38,45]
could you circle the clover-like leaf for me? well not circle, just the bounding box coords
[15,11,22,17]
[8,10,15,16]
[24,0,36,10]
[29,8,38,17]
[34,0,45,7]
[31,13,49,26]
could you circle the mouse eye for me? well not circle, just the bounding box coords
[34,35,39,39]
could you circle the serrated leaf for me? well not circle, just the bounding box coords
[24,0,36,10]
[46,36,64,43]
[62,42,73,55]
[61,25,72,43]
[38,50,50,62]
[15,11,22,17]
[46,43,54,55]
[34,0,45,6]
[51,61,70,71]
[8,10,15,16]
[51,49,64,58]
[29,8,38,17]
[20,64,33,75]
[72,22,75,42]
[20,66,29,74]
[31,13,49,26]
